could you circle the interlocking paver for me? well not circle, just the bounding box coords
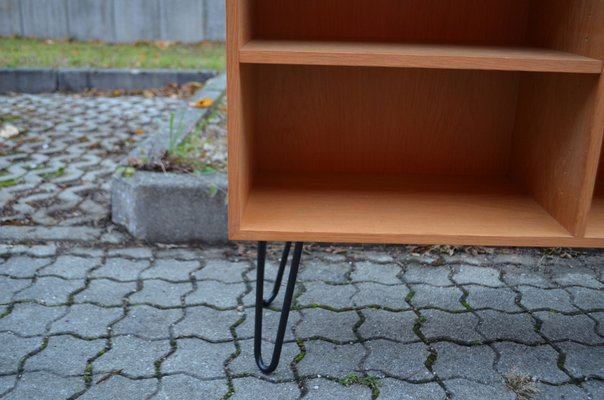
[433,342,500,383]
[299,260,350,283]
[476,311,541,343]
[537,383,590,400]
[517,287,577,312]
[0,245,56,257]
[113,305,181,340]
[175,306,242,341]
[403,265,452,286]
[38,255,101,279]
[74,278,137,306]
[25,335,104,375]
[364,340,431,380]
[351,262,401,284]
[0,277,31,304]
[534,311,602,344]
[186,281,245,308]
[229,339,298,381]
[305,378,372,399]
[231,377,300,400]
[554,273,604,289]
[298,282,356,310]
[352,282,408,309]
[378,378,447,400]
[50,304,122,337]
[464,285,520,312]
[0,375,16,396]
[80,376,157,400]
[130,280,191,308]
[557,342,604,379]
[13,277,85,305]
[0,256,51,278]
[106,248,153,259]
[409,284,464,311]
[195,260,249,283]
[453,265,503,287]
[91,258,151,281]
[297,309,357,342]
[297,340,365,378]
[3,371,85,400]
[444,378,514,400]
[357,309,417,342]
[494,343,569,384]
[237,309,299,342]
[94,336,170,377]
[162,339,233,379]
[0,333,42,374]
[0,303,67,336]
[591,312,604,337]
[154,375,228,399]
[141,259,200,281]
[503,272,555,289]
[566,287,604,310]
[421,310,482,342]
[583,379,604,399]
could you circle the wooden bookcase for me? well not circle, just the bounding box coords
[227,0,604,248]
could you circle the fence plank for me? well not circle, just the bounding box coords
[0,0,21,37]
[20,0,70,39]
[66,0,115,42]
[159,0,205,43]
[113,0,161,43]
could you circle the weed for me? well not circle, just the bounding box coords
[504,369,540,400]
[293,339,306,363]
[0,178,21,188]
[405,290,416,303]
[40,167,66,179]
[339,374,380,399]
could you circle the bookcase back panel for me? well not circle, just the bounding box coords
[252,64,518,177]
[251,0,530,46]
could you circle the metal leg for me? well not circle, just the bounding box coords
[262,242,292,307]
[254,241,303,374]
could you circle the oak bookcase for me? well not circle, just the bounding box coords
[227,0,604,248]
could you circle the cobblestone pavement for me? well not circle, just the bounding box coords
[2,94,604,399]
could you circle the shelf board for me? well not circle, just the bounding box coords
[586,185,604,239]
[240,40,603,73]
[236,173,574,246]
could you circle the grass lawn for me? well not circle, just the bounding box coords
[0,37,225,70]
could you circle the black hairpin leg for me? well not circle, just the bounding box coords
[255,241,303,374]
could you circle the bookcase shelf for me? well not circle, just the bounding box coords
[240,40,602,73]
[228,0,604,248]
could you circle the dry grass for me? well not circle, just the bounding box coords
[505,369,541,400]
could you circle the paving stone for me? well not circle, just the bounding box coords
[433,342,500,383]
[297,309,357,342]
[25,335,104,375]
[445,378,515,400]
[504,272,556,288]
[352,283,409,309]
[305,378,372,400]
[39,256,101,279]
[3,371,85,400]
[155,248,205,260]
[175,306,242,341]
[194,260,249,283]
[464,285,521,312]
[50,304,122,338]
[113,305,181,340]
[229,339,298,381]
[92,258,151,281]
[378,378,447,400]
[162,339,233,379]
[492,253,539,266]
[0,333,42,374]
[403,265,452,286]
[237,309,299,342]
[106,248,154,259]
[297,340,365,379]
[186,281,245,308]
[0,277,31,304]
[453,265,503,287]
[313,252,348,263]
[534,311,602,344]
[557,342,604,379]
[154,375,228,400]
[299,260,351,284]
[13,277,84,305]
[536,383,590,400]
[298,282,356,309]
[518,287,577,312]
[583,379,604,399]
[591,312,604,338]
[494,343,569,384]
[80,376,157,400]
[74,278,136,306]
[352,251,394,264]
[0,303,67,336]
[231,377,300,400]
[351,262,401,284]
[409,284,465,311]
[141,259,200,281]
[554,273,604,289]
[67,247,105,257]
[130,280,191,307]
[476,311,541,343]
[364,340,431,380]
[0,256,51,278]
[421,310,482,342]
[0,245,57,257]
[357,310,417,342]
[94,336,170,377]
[0,375,16,396]
[566,287,604,310]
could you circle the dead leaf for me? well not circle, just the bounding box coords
[131,129,145,135]
[0,123,20,139]
[189,97,214,108]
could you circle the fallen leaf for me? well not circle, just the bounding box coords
[131,129,145,135]
[189,97,214,108]
[0,123,20,139]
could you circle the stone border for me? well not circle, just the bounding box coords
[112,74,229,244]
[0,68,217,94]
